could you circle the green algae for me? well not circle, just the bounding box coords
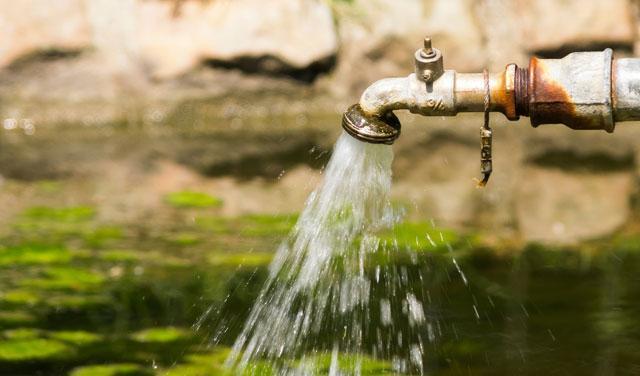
[22,206,96,222]
[99,250,141,262]
[293,353,393,375]
[163,348,392,376]
[161,350,230,376]
[239,214,297,237]
[46,294,111,311]
[2,287,111,312]
[2,328,42,340]
[49,331,103,346]
[0,244,73,266]
[69,363,152,376]
[208,252,273,267]
[166,232,202,246]
[131,327,191,344]
[1,289,41,306]
[83,226,124,248]
[0,338,74,362]
[380,221,462,252]
[0,311,37,328]
[1,329,101,349]
[19,266,105,292]
[194,214,296,238]
[162,347,275,376]
[165,191,223,209]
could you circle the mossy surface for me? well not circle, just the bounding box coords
[298,353,394,375]
[165,191,223,209]
[131,327,191,344]
[99,250,141,262]
[238,214,297,237]
[380,221,463,252]
[2,197,636,375]
[166,232,201,246]
[50,331,103,346]
[1,289,41,306]
[0,245,73,266]
[162,347,276,376]
[19,267,105,292]
[69,363,152,376]
[0,338,74,362]
[83,226,124,248]
[3,328,42,340]
[0,311,37,327]
[46,294,111,311]
[21,206,96,222]
[161,348,231,376]
[208,252,273,267]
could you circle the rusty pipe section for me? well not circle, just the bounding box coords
[344,41,640,145]
[516,49,640,132]
[519,49,614,132]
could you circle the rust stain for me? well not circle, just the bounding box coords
[492,64,518,120]
[515,66,529,116]
[529,57,580,128]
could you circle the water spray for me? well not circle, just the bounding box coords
[342,37,640,186]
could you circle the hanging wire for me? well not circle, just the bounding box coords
[475,68,493,187]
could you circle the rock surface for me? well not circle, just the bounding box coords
[135,0,338,78]
[2,0,640,244]
[0,0,91,67]
[516,168,633,243]
[516,0,635,54]
[0,0,338,79]
[326,0,485,97]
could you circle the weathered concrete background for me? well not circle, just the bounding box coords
[2,0,640,244]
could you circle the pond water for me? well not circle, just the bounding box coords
[1,116,640,375]
[2,204,640,375]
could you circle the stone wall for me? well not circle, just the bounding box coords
[2,0,640,244]
[1,0,638,104]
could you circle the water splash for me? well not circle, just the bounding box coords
[226,132,434,374]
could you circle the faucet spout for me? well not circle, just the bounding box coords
[358,75,426,116]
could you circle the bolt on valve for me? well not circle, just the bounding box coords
[415,37,444,83]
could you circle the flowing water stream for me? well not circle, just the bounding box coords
[227,132,434,374]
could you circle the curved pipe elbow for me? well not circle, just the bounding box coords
[359,76,417,117]
[358,73,458,118]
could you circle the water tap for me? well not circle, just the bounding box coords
[342,36,640,186]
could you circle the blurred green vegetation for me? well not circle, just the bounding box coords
[164,191,222,209]
[1,190,639,375]
[70,364,152,376]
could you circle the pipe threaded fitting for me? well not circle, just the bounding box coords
[515,67,530,117]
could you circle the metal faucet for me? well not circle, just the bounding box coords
[342,37,640,185]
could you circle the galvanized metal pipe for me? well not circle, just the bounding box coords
[613,58,640,122]
[520,49,614,132]
[345,44,640,145]
[359,69,517,120]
